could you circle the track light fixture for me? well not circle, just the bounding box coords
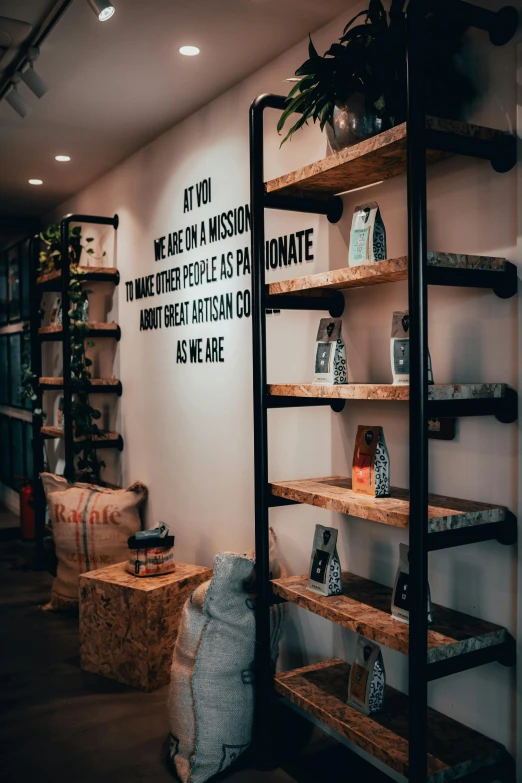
[20,48,48,99]
[5,80,30,118]
[87,0,116,21]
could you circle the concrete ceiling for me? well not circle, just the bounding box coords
[0,0,348,231]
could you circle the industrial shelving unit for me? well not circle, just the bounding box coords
[29,213,123,568]
[250,2,519,780]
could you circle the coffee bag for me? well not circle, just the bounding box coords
[352,425,390,498]
[348,202,387,266]
[347,636,386,715]
[391,543,434,624]
[312,318,347,385]
[390,311,433,385]
[306,524,342,597]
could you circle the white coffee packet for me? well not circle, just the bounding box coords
[306,524,342,597]
[347,636,386,715]
[348,202,387,266]
[390,311,433,385]
[391,543,434,624]
[313,318,347,385]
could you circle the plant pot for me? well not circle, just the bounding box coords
[325,94,383,153]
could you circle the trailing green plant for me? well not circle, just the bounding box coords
[20,316,47,420]
[68,266,105,483]
[278,0,477,145]
[39,224,83,275]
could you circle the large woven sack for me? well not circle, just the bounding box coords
[167,529,285,783]
[41,473,147,610]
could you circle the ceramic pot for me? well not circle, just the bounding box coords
[325,94,383,152]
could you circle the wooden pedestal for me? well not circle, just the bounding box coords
[79,561,212,691]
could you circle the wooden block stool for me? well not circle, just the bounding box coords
[79,561,212,691]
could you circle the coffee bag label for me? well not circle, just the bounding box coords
[306,525,342,597]
[390,310,433,385]
[352,426,390,498]
[349,202,387,266]
[312,318,347,385]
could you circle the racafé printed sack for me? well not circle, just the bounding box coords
[312,318,347,385]
[41,473,147,610]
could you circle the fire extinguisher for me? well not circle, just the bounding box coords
[15,477,35,541]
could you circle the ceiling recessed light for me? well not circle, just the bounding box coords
[179,45,200,56]
[55,155,71,162]
[28,179,43,185]
[285,77,301,82]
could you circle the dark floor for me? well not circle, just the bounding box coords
[0,537,388,783]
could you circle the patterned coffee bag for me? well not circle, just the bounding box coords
[391,543,434,624]
[312,318,347,385]
[348,202,387,266]
[347,636,386,715]
[306,524,342,597]
[352,425,390,498]
[390,310,433,385]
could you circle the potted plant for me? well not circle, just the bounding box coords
[278,0,477,151]
[39,223,83,275]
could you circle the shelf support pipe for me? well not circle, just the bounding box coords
[29,234,46,569]
[249,93,286,770]
[406,2,429,781]
[60,213,119,482]
[425,0,518,46]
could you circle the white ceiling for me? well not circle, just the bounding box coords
[0,0,348,224]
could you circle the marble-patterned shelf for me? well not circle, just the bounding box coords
[268,382,507,402]
[270,476,507,534]
[267,252,506,296]
[265,117,509,198]
[37,266,119,292]
[275,659,506,782]
[41,426,122,445]
[271,572,506,663]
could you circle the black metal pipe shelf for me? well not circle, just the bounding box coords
[39,379,123,396]
[29,213,121,569]
[249,2,518,779]
[38,324,122,342]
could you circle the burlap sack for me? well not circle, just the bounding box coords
[167,529,285,783]
[41,473,147,610]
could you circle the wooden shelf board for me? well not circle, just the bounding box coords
[270,476,507,534]
[41,426,121,443]
[39,322,119,336]
[36,266,118,287]
[39,377,121,389]
[271,572,506,663]
[275,659,505,780]
[265,118,507,199]
[268,383,507,402]
[268,252,506,296]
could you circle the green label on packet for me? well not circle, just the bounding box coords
[350,227,370,263]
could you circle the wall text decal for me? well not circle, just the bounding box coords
[123,177,315,364]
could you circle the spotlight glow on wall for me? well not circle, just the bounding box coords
[87,0,116,21]
[179,45,200,56]
[5,83,31,118]
[29,179,43,185]
[55,155,71,162]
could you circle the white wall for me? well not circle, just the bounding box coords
[51,2,521,773]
